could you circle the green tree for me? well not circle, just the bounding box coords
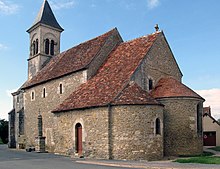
[0,119,8,144]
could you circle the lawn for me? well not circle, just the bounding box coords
[175,156,220,164]
[209,146,220,152]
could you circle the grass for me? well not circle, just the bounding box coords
[178,151,214,157]
[175,156,220,164]
[209,146,220,152]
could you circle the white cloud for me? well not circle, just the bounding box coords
[196,88,220,120]
[0,0,20,15]
[147,0,160,9]
[0,43,7,50]
[50,0,76,10]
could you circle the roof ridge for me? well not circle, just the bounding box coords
[123,31,162,43]
[84,28,122,69]
[67,28,118,52]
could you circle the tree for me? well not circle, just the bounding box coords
[0,119,8,144]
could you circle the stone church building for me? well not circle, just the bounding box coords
[9,0,204,160]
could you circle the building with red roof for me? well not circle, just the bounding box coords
[203,107,220,146]
[9,0,205,160]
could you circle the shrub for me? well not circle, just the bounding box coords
[0,119,9,144]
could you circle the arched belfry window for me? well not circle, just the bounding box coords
[33,41,36,56]
[51,40,54,56]
[45,39,49,55]
[149,79,153,90]
[36,39,39,54]
[155,118,161,135]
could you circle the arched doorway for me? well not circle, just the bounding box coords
[75,123,82,155]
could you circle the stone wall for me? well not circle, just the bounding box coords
[54,105,164,161]
[110,105,164,161]
[12,90,25,149]
[132,33,182,91]
[157,98,203,156]
[24,70,86,151]
[53,107,110,159]
[8,109,16,148]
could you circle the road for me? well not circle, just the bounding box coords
[0,145,136,169]
[1,145,220,169]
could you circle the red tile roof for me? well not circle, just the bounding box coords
[23,28,118,89]
[112,82,162,106]
[151,77,204,100]
[203,106,211,115]
[53,32,160,112]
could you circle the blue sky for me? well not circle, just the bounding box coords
[0,0,220,120]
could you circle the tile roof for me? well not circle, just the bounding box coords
[203,110,220,126]
[203,106,211,115]
[23,28,118,89]
[151,77,204,100]
[112,82,162,106]
[27,0,63,32]
[53,32,160,112]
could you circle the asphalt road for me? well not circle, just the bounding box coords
[0,145,137,169]
[1,145,220,169]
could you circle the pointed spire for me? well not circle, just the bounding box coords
[27,0,63,32]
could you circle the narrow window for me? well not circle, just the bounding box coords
[50,40,54,56]
[31,91,35,100]
[45,39,49,55]
[17,96,19,103]
[33,41,36,55]
[43,88,46,98]
[36,39,38,54]
[156,118,161,135]
[149,79,153,90]
[59,83,63,94]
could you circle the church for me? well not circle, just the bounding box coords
[8,0,204,160]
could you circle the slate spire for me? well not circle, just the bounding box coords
[27,0,63,32]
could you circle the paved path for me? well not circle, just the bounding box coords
[1,145,220,169]
[204,146,220,156]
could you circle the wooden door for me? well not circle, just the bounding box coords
[203,131,216,146]
[75,123,82,156]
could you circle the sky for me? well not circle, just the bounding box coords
[0,0,219,120]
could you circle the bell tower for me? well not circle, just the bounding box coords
[27,0,64,80]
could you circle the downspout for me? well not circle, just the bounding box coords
[108,104,113,159]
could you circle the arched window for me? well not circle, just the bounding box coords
[45,39,49,55]
[43,88,46,98]
[33,41,36,55]
[59,83,63,94]
[31,91,35,101]
[155,118,161,135]
[36,39,38,54]
[50,40,54,56]
[75,123,82,155]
